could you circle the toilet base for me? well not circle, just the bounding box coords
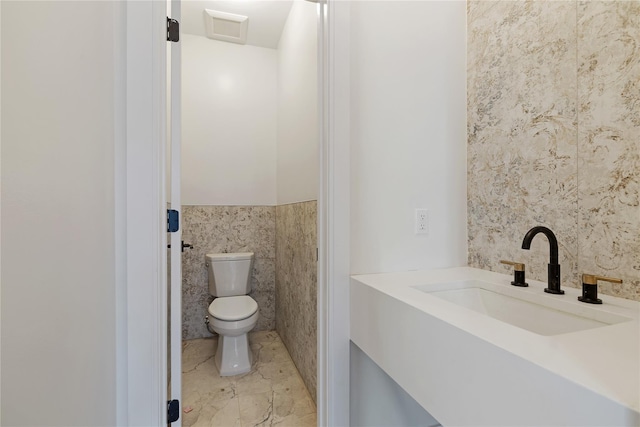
[215,333,252,376]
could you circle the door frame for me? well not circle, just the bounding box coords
[168,2,183,427]
[121,0,351,424]
[317,0,350,425]
[121,0,169,425]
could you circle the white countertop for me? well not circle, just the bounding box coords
[351,267,640,425]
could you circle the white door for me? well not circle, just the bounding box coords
[168,0,182,425]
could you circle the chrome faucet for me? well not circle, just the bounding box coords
[521,226,564,294]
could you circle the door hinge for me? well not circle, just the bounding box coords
[167,209,179,232]
[167,399,180,423]
[167,17,180,42]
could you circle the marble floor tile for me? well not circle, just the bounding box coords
[185,397,241,427]
[238,391,274,426]
[182,331,316,427]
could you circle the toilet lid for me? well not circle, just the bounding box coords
[209,296,258,321]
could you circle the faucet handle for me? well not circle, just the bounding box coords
[500,260,528,287]
[579,274,623,304]
[582,274,623,285]
[500,260,525,271]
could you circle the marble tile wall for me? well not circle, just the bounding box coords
[467,1,639,301]
[181,206,276,339]
[576,2,640,300]
[275,201,318,403]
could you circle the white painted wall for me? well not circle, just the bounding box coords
[1,1,119,424]
[181,34,278,206]
[276,0,318,205]
[347,2,467,424]
[349,0,467,274]
[181,1,317,207]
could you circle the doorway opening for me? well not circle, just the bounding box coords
[174,1,319,425]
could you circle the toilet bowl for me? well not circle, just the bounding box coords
[205,252,259,376]
[208,296,258,376]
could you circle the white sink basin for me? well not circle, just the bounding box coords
[413,279,631,336]
[352,267,640,425]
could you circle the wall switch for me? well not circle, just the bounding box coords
[415,209,429,235]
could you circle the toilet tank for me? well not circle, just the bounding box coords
[205,252,254,297]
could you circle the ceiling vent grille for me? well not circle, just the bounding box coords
[204,9,249,45]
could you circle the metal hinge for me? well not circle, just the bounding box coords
[167,209,179,232]
[167,399,180,423]
[167,17,180,42]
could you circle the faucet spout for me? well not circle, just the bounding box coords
[522,226,559,265]
[521,226,564,294]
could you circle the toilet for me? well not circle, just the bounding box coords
[205,252,259,376]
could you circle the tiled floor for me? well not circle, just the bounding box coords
[182,331,317,427]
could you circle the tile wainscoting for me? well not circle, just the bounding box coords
[276,200,318,404]
[181,205,276,339]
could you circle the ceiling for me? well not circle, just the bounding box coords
[181,0,294,49]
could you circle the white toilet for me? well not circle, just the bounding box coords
[205,252,259,376]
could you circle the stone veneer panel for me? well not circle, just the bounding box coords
[468,1,639,301]
[576,1,640,300]
[275,201,317,403]
[181,205,276,339]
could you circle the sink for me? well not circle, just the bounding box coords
[352,268,640,425]
[413,280,631,336]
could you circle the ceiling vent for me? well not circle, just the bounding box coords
[204,9,249,45]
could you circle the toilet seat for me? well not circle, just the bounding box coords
[208,295,258,321]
